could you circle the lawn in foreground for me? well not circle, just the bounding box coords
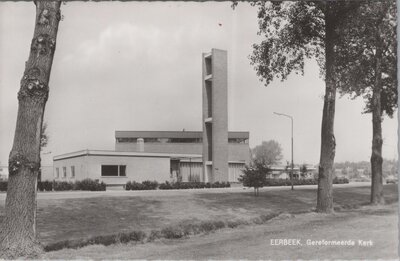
[0,184,398,246]
[42,203,398,259]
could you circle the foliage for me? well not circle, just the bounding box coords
[49,179,106,191]
[158,181,230,190]
[263,177,348,186]
[239,165,268,196]
[0,181,7,192]
[74,179,106,191]
[37,181,53,191]
[248,0,362,212]
[53,181,74,191]
[333,177,350,184]
[142,180,158,190]
[125,181,146,190]
[335,1,397,116]
[125,180,158,190]
[252,140,283,167]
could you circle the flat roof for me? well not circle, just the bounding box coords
[115,130,249,139]
[54,149,202,161]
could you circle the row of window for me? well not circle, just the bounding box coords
[55,165,127,179]
[55,166,75,179]
[116,138,249,144]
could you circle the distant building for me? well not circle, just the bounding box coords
[268,165,317,180]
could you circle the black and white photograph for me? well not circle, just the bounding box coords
[0,0,398,259]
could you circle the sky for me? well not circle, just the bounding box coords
[0,1,398,167]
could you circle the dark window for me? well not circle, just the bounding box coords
[71,166,75,178]
[116,138,137,143]
[119,165,126,176]
[101,165,126,177]
[228,138,249,144]
[102,165,119,176]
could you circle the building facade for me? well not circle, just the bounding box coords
[52,49,250,186]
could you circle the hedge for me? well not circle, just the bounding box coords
[74,179,106,191]
[125,181,158,191]
[1,179,106,192]
[125,181,231,190]
[263,177,349,186]
[158,181,230,190]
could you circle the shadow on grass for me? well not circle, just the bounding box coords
[44,212,282,252]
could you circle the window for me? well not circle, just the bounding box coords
[62,167,67,178]
[116,138,137,143]
[71,166,75,178]
[55,168,59,178]
[101,165,126,177]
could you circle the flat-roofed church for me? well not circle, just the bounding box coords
[53,49,250,187]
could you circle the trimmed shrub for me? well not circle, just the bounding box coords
[158,181,230,190]
[0,181,7,192]
[142,180,158,190]
[158,181,173,190]
[160,226,186,239]
[53,181,74,191]
[333,177,349,184]
[74,179,106,191]
[125,181,146,190]
[38,180,53,191]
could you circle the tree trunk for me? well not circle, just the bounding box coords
[317,3,337,213]
[370,33,384,205]
[0,2,61,258]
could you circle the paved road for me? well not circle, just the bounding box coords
[0,182,371,201]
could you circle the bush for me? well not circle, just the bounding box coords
[264,178,318,187]
[74,179,106,191]
[126,181,145,190]
[158,181,173,190]
[157,181,230,190]
[333,177,349,184]
[142,180,158,190]
[38,180,53,191]
[0,181,7,192]
[160,226,186,239]
[125,180,158,191]
[239,165,267,196]
[53,181,74,191]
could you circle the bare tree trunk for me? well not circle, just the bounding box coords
[317,3,337,213]
[370,35,385,205]
[0,2,61,258]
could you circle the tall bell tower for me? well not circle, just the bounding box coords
[202,49,228,182]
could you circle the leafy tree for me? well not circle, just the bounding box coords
[334,1,397,205]
[252,140,283,167]
[239,165,269,196]
[248,1,360,213]
[300,164,308,179]
[0,2,62,258]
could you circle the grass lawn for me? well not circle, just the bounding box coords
[42,203,398,259]
[0,184,398,248]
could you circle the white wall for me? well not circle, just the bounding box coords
[53,156,88,182]
[54,154,171,185]
[86,155,170,184]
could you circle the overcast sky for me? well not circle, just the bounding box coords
[0,1,397,166]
